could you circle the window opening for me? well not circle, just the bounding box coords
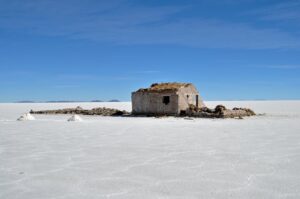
[163,96,170,105]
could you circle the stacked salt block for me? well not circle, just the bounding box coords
[17,113,35,121]
[67,115,83,122]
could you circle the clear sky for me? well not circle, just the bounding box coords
[0,0,299,102]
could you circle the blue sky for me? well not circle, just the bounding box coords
[0,0,299,102]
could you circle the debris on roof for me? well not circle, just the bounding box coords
[136,82,192,93]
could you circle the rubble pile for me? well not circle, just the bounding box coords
[186,104,255,118]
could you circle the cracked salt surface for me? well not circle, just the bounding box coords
[0,101,300,199]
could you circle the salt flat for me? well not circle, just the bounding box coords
[0,101,300,199]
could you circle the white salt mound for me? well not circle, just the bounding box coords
[17,113,35,121]
[67,115,82,122]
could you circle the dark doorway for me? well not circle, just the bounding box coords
[196,95,199,108]
[163,96,170,105]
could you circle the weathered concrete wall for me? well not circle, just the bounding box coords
[132,92,179,115]
[177,86,204,113]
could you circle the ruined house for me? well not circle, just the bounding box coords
[131,82,204,116]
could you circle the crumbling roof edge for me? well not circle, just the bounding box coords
[133,82,195,93]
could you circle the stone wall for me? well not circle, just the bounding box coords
[131,92,179,115]
[30,106,129,116]
[177,86,204,113]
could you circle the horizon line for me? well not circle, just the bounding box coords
[1,99,300,103]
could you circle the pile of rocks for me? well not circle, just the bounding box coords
[29,105,255,119]
[30,106,129,116]
[186,104,255,118]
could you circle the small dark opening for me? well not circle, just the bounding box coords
[180,110,186,116]
[187,95,189,99]
[162,96,170,105]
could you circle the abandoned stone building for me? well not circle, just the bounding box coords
[131,82,204,115]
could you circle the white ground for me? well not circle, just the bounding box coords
[0,101,300,199]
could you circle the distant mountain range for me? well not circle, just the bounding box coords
[108,99,120,102]
[15,99,121,103]
[91,99,120,102]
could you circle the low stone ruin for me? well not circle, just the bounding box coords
[30,106,129,116]
[30,105,255,119]
[185,104,255,118]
